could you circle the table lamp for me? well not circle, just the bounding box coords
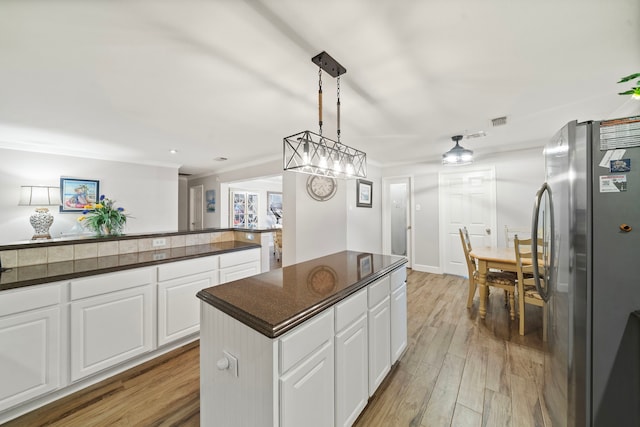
[18,186,62,239]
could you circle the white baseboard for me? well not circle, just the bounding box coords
[410,263,442,275]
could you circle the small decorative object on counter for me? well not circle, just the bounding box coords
[77,195,130,236]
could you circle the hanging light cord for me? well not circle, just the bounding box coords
[337,76,341,142]
[318,65,323,136]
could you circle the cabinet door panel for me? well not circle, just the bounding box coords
[0,307,60,412]
[280,342,334,427]
[368,296,391,396]
[335,315,368,427]
[391,283,408,363]
[70,285,153,381]
[158,273,215,346]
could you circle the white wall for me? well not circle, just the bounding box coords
[346,164,382,254]
[382,145,545,273]
[187,159,282,229]
[0,148,179,244]
[284,172,348,265]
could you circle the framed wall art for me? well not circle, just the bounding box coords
[356,179,372,208]
[206,189,216,212]
[357,253,373,280]
[60,178,100,212]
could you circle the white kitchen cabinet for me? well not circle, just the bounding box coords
[219,248,261,284]
[0,284,62,412]
[279,308,334,427]
[367,276,391,396]
[280,341,334,427]
[334,288,368,427]
[390,267,408,364]
[70,268,154,382]
[157,256,219,346]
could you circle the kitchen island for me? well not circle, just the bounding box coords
[197,250,407,427]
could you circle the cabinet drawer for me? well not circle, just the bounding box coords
[279,308,334,374]
[219,248,260,269]
[368,276,390,308]
[70,268,154,300]
[157,255,218,281]
[0,283,61,317]
[335,288,367,332]
[390,266,407,292]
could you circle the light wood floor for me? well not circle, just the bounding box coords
[5,270,549,427]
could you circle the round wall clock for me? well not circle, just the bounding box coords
[306,175,337,201]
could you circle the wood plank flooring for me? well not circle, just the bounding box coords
[4,270,549,427]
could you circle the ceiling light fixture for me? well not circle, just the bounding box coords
[442,135,473,166]
[283,51,366,179]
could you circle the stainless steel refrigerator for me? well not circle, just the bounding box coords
[532,116,640,427]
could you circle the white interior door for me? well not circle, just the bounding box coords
[439,168,497,276]
[189,185,203,231]
[382,177,412,266]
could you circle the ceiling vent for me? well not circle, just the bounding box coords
[491,116,508,127]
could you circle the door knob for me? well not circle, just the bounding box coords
[485,228,491,235]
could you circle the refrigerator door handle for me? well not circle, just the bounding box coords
[531,182,553,302]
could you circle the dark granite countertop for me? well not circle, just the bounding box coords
[197,250,407,339]
[0,227,276,251]
[0,241,260,291]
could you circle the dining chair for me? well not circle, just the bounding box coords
[459,227,517,318]
[504,225,531,248]
[513,236,547,339]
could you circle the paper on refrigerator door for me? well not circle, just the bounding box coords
[599,174,627,192]
[598,149,625,168]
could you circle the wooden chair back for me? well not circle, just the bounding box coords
[459,227,476,280]
[514,235,546,337]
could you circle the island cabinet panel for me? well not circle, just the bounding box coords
[367,276,391,396]
[219,248,261,284]
[200,304,278,427]
[70,269,154,382]
[334,288,368,427]
[0,284,62,413]
[391,266,408,364]
[157,256,219,346]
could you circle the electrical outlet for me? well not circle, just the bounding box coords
[152,238,166,247]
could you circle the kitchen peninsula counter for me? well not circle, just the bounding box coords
[0,240,259,291]
[197,250,406,338]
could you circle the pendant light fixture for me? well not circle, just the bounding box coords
[442,135,473,165]
[283,51,367,179]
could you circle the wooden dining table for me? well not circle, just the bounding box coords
[469,246,520,319]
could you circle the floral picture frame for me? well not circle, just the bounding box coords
[60,178,100,212]
[356,179,372,208]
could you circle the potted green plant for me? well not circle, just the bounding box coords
[618,73,640,99]
[78,195,131,236]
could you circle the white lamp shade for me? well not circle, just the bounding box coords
[19,186,62,206]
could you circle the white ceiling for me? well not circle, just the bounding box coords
[1,0,639,176]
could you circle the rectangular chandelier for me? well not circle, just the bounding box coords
[283,130,367,178]
[283,51,367,179]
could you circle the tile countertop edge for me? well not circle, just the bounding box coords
[197,256,408,339]
[0,242,261,292]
